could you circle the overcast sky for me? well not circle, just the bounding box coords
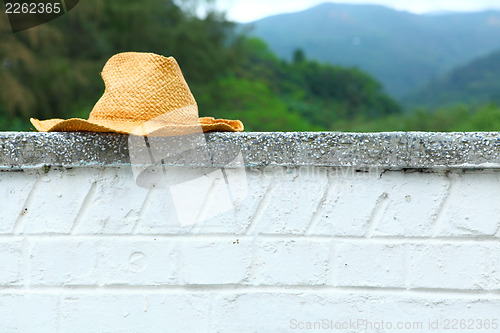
[215,0,500,22]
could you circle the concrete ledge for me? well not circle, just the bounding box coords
[1,131,500,169]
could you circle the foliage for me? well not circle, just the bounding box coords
[331,104,500,132]
[1,0,497,133]
[404,51,500,108]
[0,0,241,129]
[0,0,400,132]
[197,76,320,131]
[204,37,401,130]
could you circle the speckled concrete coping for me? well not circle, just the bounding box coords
[1,132,500,169]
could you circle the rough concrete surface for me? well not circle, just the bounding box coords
[1,131,500,168]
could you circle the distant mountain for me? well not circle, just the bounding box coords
[247,3,500,98]
[403,50,500,107]
[422,10,459,16]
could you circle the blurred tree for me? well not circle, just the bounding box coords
[0,0,402,132]
[0,0,241,124]
[0,13,62,119]
[199,76,320,131]
[292,48,306,64]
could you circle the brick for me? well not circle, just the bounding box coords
[23,168,95,234]
[0,171,36,233]
[311,170,384,236]
[0,295,58,332]
[250,166,329,234]
[138,165,252,234]
[0,240,23,286]
[177,239,252,284]
[433,173,500,236]
[134,184,190,234]
[213,293,354,332]
[139,167,277,235]
[210,293,393,332]
[373,172,449,236]
[408,243,500,290]
[334,241,406,287]
[250,239,331,285]
[29,239,101,286]
[29,239,179,286]
[98,239,178,286]
[486,245,500,290]
[163,167,234,227]
[214,292,500,332]
[61,294,211,332]
[336,295,500,331]
[74,168,149,234]
[189,167,258,234]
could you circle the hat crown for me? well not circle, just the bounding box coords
[88,52,198,124]
[30,52,243,134]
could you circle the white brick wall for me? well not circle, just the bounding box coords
[1,165,500,332]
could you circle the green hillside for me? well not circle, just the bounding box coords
[404,50,500,107]
[248,3,500,98]
[4,0,500,133]
[0,0,399,132]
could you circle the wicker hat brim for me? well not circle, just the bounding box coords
[30,116,243,136]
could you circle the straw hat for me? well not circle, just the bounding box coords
[30,52,243,136]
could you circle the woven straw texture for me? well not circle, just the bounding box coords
[30,52,243,135]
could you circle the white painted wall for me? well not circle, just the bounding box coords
[1,165,500,332]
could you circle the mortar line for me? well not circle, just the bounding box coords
[21,237,31,289]
[1,234,499,242]
[364,192,390,237]
[131,187,155,234]
[57,293,63,333]
[0,285,499,297]
[329,240,337,286]
[245,178,276,235]
[430,174,455,237]
[220,167,235,209]
[70,182,97,234]
[305,175,333,235]
[192,175,220,228]
[13,178,41,235]
[494,223,500,238]
[403,243,411,289]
